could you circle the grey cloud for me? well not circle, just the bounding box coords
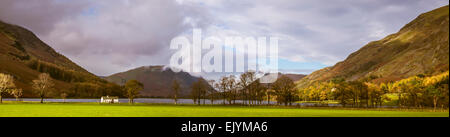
[0,0,92,35]
[0,0,211,76]
[1,0,448,78]
[196,0,448,65]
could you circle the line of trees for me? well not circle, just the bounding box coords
[298,71,449,110]
[187,71,298,106]
[26,58,127,98]
[26,59,101,83]
[0,73,52,103]
[1,72,145,104]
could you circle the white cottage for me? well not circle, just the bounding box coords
[101,96,119,103]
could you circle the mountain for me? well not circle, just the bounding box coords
[259,73,307,82]
[283,73,307,81]
[297,5,449,87]
[104,66,207,98]
[0,20,108,97]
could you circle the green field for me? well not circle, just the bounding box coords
[0,103,448,117]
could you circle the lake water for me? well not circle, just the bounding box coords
[2,98,346,106]
[3,98,277,104]
[3,98,398,108]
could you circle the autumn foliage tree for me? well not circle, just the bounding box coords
[125,80,143,104]
[272,75,297,106]
[423,71,449,111]
[297,71,449,109]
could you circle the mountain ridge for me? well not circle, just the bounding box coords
[297,5,449,87]
[1,20,114,97]
[104,65,208,98]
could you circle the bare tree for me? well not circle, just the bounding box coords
[207,80,216,104]
[0,73,15,103]
[200,79,207,105]
[218,77,229,104]
[227,75,237,104]
[61,92,68,103]
[32,73,54,103]
[11,88,23,101]
[172,79,180,104]
[191,80,207,105]
[252,80,266,105]
[239,71,256,105]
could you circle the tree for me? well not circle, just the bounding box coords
[191,80,206,105]
[218,76,229,104]
[0,73,15,103]
[200,79,208,105]
[207,80,216,104]
[61,92,68,103]
[319,90,327,102]
[191,83,199,104]
[423,71,449,111]
[330,78,351,107]
[11,88,23,101]
[226,75,237,104]
[125,80,143,104]
[172,79,181,104]
[366,82,385,107]
[272,75,296,106]
[249,79,265,105]
[266,89,275,105]
[32,73,54,103]
[239,71,256,105]
[348,81,368,107]
[255,80,266,105]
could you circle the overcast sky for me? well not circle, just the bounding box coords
[0,0,448,79]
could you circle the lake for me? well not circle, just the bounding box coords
[2,98,346,107]
[3,98,276,104]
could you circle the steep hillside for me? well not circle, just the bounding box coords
[105,66,207,98]
[0,21,89,72]
[0,20,108,97]
[297,5,449,87]
[283,73,307,81]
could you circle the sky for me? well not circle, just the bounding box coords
[0,0,448,80]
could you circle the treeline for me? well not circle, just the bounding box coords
[186,72,298,106]
[68,82,124,98]
[25,59,126,98]
[185,71,449,109]
[26,59,101,83]
[299,71,449,110]
[1,72,141,103]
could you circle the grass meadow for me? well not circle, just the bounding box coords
[0,102,448,117]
